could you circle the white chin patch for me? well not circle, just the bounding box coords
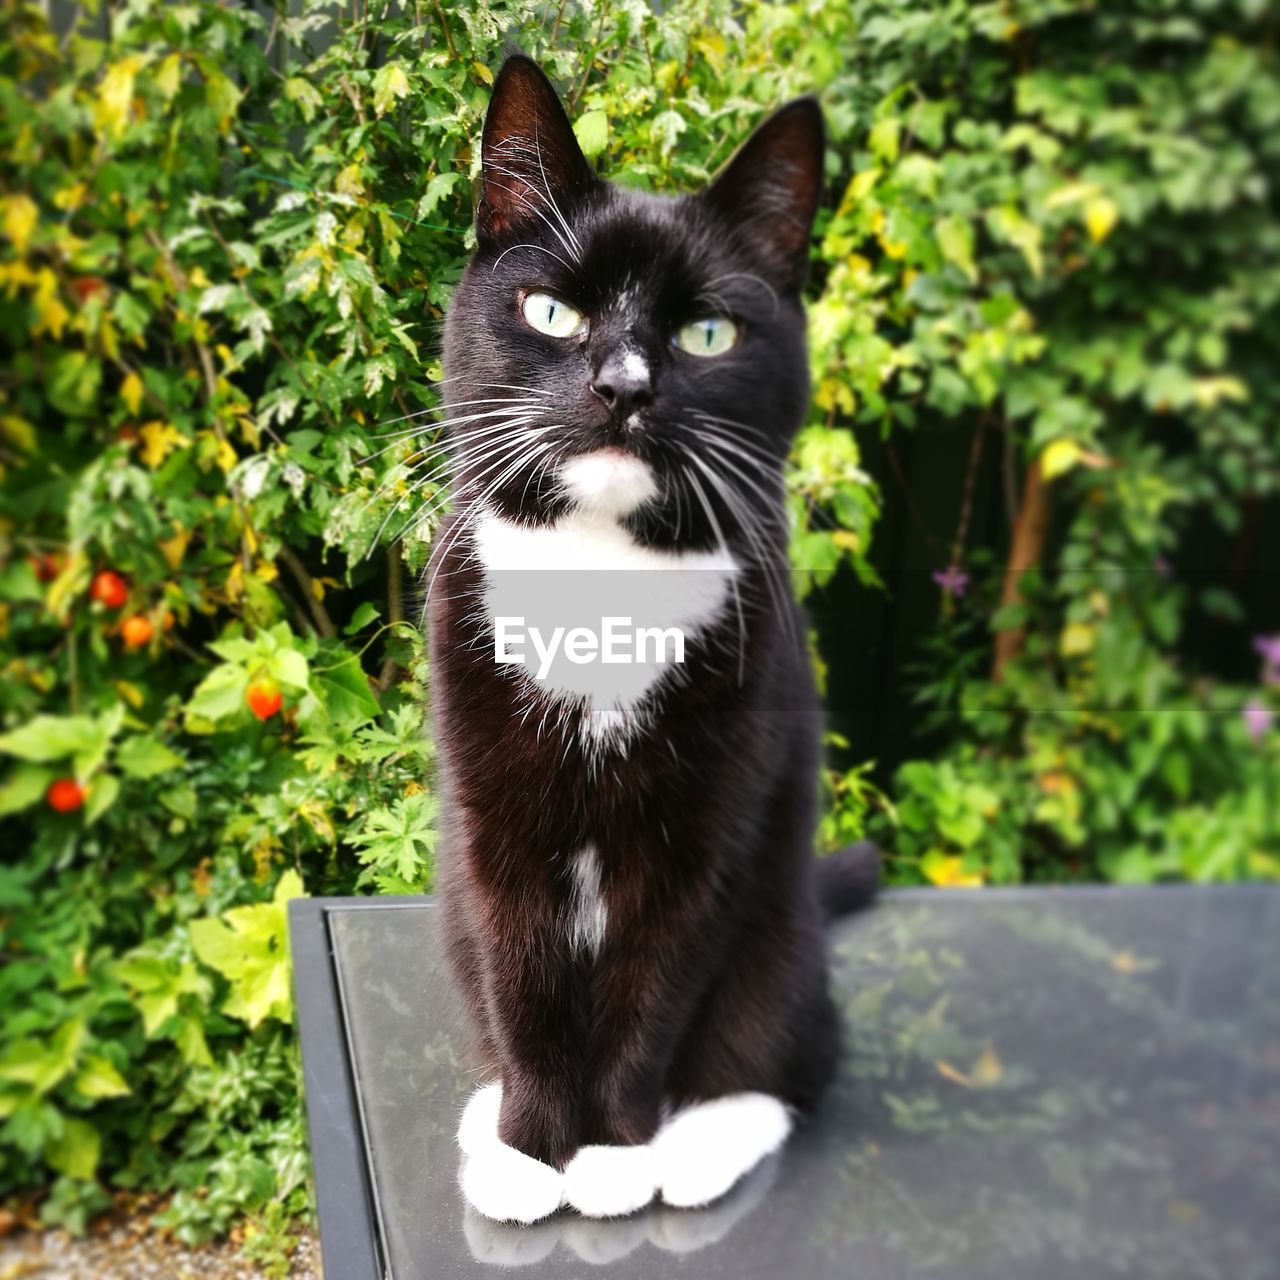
[560,450,657,518]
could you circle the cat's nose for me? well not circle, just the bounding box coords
[590,348,653,416]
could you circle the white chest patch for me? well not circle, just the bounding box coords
[566,845,608,956]
[472,502,738,752]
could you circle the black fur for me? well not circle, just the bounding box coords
[429,55,877,1171]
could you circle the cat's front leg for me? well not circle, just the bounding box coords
[456,907,585,1223]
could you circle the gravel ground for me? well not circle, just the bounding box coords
[0,1226,319,1280]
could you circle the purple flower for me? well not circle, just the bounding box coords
[932,565,969,600]
[1254,635,1280,683]
[1243,697,1273,743]
[1154,555,1172,579]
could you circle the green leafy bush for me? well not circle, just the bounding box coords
[0,0,1276,1256]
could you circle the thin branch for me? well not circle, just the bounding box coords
[884,440,945,562]
[431,0,457,59]
[992,458,1051,681]
[277,545,337,639]
[377,542,405,691]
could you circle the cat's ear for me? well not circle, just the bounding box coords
[477,55,596,245]
[703,98,825,292]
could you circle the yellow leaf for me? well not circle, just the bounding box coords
[3,194,38,253]
[94,57,141,140]
[31,269,69,340]
[53,183,87,212]
[0,259,36,296]
[1059,621,1096,657]
[120,371,144,416]
[1,415,36,452]
[1044,181,1101,210]
[831,530,861,553]
[1083,195,1118,244]
[936,1043,1003,1089]
[1191,376,1247,408]
[335,163,365,198]
[372,63,410,117]
[115,680,146,709]
[215,436,238,473]
[255,560,279,582]
[970,1044,1004,1086]
[139,420,187,469]
[472,61,494,86]
[1041,438,1083,480]
[158,526,190,570]
[154,52,183,100]
[921,850,984,888]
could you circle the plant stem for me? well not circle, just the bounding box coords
[992,457,1050,681]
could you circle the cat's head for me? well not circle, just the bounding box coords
[442,54,824,552]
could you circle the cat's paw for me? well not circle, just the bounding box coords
[457,1082,564,1224]
[457,1081,503,1157]
[652,1093,792,1209]
[460,1144,565,1225]
[563,1143,657,1218]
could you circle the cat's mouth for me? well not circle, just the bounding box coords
[558,448,658,519]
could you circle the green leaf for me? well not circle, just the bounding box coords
[184,663,248,725]
[0,1020,85,1094]
[0,715,104,764]
[415,172,460,220]
[47,1116,101,1181]
[573,110,609,158]
[72,1055,131,1100]
[190,871,305,1028]
[372,63,410,117]
[283,76,323,124]
[116,735,184,780]
[935,215,977,283]
[84,773,120,824]
[309,651,381,728]
[0,763,56,816]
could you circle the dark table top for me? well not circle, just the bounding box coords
[294,886,1280,1279]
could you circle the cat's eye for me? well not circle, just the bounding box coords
[521,291,586,339]
[674,316,739,357]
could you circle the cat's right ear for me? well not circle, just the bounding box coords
[477,55,596,246]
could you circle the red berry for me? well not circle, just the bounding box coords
[245,679,283,721]
[28,552,65,583]
[120,615,153,649]
[70,276,108,304]
[91,570,129,609]
[46,778,86,813]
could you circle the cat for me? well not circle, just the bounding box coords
[428,53,878,1224]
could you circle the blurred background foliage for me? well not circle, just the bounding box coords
[0,0,1277,1259]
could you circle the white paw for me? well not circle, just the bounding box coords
[652,1093,792,1209]
[457,1081,503,1157]
[460,1143,565,1225]
[563,1143,657,1218]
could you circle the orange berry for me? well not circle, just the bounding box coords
[46,778,86,813]
[120,615,153,649]
[91,570,129,609]
[245,679,283,721]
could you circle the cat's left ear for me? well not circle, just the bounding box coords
[477,55,597,245]
[702,98,825,293]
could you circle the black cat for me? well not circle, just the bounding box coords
[429,54,877,1223]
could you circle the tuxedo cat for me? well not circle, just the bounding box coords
[429,54,878,1224]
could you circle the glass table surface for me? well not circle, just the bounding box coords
[321,887,1280,1279]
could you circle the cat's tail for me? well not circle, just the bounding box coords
[816,841,881,920]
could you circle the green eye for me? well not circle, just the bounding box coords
[675,316,738,357]
[522,291,586,338]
